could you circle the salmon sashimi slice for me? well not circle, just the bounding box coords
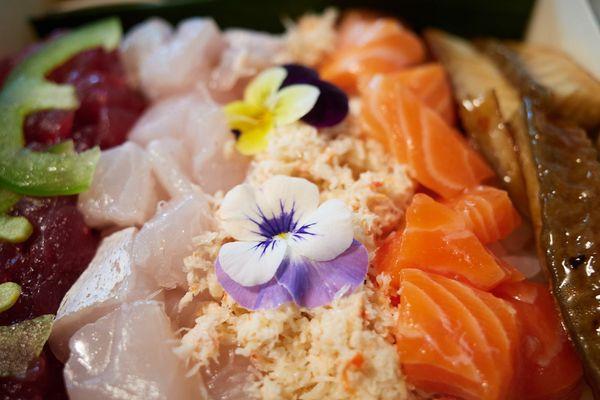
[381,64,456,125]
[397,268,518,400]
[445,185,522,244]
[373,194,513,291]
[495,281,583,400]
[360,74,494,198]
[320,15,425,94]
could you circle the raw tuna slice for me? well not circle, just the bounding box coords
[138,18,224,100]
[120,18,173,87]
[129,91,249,194]
[147,138,195,198]
[49,228,158,362]
[64,301,202,400]
[133,194,214,289]
[78,142,159,228]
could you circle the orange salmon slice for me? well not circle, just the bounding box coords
[445,185,522,244]
[379,64,456,125]
[320,15,425,94]
[494,281,583,400]
[360,74,494,198]
[373,194,512,291]
[397,268,518,400]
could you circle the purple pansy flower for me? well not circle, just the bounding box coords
[215,175,368,310]
[281,64,349,128]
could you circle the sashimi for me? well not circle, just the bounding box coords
[379,64,456,125]
[396,268,518,400]
[373,194,512,291]
[77,142,159,228]
[494,281,583,400]
[360,74,493,198]
[320,14,425,93]
[64,301,202,399]
[445,185,522,244]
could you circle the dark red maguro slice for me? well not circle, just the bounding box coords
[0,40,146,399]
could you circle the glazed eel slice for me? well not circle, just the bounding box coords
[511,98,600,396]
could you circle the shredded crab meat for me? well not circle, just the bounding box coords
[283,8,339,67]
[177,92,414,398]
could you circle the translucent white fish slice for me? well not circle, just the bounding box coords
[201,345,254,400]
[120,18,173,87]
[185,99,249,194]
[129,91,249,194]
[133,194,215,289]
[147,138,196,198]
[64,301,203,400]
[210,28,285,93]
[50,228,159,362]
[139,18,224,100]
[78,142,159,228]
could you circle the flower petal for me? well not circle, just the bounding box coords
[275,240,368,308]
[223,101,263,131]
[235,117,274,155]
[216,260,293,310]
[301,80,349,127]
[289,199,354,261]
[245,67,287,107]
[219,184,265,241]
[261,175,320,224]
[218,240,287,287]
[281,64,320,86]
[272,84,320,125]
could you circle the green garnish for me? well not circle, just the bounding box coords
[0,188,31,243]
[0,18,121,196]
[48,139,76,155]
[0,282,21,313]
[0,19,122,242]
[0,315,54,377]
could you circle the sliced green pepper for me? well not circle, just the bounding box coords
[0,282,21,313]
[0,18,121,196]
[0,188,32,243]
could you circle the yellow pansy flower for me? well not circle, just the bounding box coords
[224,67,320,155]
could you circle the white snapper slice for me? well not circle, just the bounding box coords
[77,142,159,228]
[49,228,158,361]
[64,301,202,399]
[133,194,214,289]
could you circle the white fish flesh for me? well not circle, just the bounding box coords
[50,228,159,361]
[138,18,224,100]
[78,142,159,228]
[133,194,214,289]
[64,300,203,400]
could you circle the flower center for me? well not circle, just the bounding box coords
[276,232,290,240]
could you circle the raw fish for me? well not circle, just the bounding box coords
[138,18,223,100]
[133,194,214,289]
[129,91,249,194]
[78,142,159,228]
[396,268,519,400]
[210,29,285,95]
[147,139,195,198]
[64,301,202,400]
[50,228,158,362]
[119,18,173,87]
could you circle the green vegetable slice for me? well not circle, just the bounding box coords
[0,188,32,243]
[0,315,54,377]
[0,18,121,196]
[0,282,21,313]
